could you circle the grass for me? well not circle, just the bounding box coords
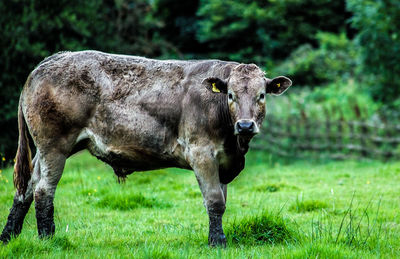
[0,150,399,258]
[226,211,297,245]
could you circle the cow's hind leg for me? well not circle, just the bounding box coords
[0,181,34,243]
[33,151,66,238]
[0,154,40,243]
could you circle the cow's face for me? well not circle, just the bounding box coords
[204,64,291,138]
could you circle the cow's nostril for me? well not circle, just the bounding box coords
[248,122,254,132]
[237,121,254,134]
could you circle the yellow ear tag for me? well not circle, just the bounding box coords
[212,82,220,93]
[277,83,281,88]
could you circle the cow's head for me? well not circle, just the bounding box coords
[204,64,291,138]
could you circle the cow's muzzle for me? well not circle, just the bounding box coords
[234,119,259,136]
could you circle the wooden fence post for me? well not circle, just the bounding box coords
[381,114,393,160]
[347,118,355,158]
[338,108,344,158]
[324,107,331,156]
[354,103,368,158]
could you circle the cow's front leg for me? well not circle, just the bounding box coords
[221,184,227,203]
[190,147,226,247]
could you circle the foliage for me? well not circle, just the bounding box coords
[153,0,202,58]
[347,0,400,103]
[273,32,358,86]
[267,79,380,121]
[0,151,399,257]
[196,0,349,63]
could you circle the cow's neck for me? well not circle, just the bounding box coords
[217,96,249,155]
[217,95,233,131]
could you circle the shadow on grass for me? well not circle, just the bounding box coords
[290,199,328,213]
[96,193,171,210]
[255,182,300,193]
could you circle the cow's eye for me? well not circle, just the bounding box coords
[228,93,233,101]
[259,93,265,101]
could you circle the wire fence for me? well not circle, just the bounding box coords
[253,104,400,160]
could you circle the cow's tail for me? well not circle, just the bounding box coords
[13,100,33,196]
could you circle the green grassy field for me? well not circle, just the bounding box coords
[0,151,399,258]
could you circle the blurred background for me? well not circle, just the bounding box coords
[1,0,399,164]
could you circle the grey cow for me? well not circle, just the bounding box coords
[1,51,291,246]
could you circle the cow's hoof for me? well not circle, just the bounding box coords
[0,232,11,244]
[38,231,55,240]
[209,233,226,248]
[38,221,55,239]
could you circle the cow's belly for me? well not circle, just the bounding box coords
[87,141,182,172]
[79,109,189,173]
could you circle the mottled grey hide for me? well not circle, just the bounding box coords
[1,51,292,246]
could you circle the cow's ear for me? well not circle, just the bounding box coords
[265,76,292,96]
[202,77,228,94]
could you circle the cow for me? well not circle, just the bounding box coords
[0,51,291,246]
